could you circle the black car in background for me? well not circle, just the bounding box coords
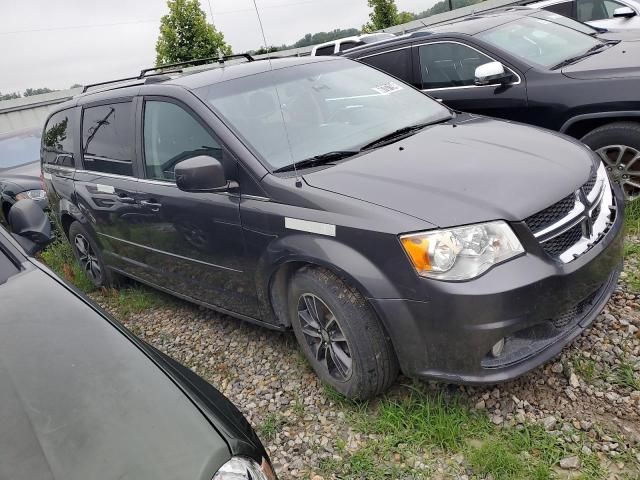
[0,200,276,480]
[344,7,640,201]
[43,55,623,399]
[0,128,47,223]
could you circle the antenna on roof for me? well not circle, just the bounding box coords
[251,0,301,187]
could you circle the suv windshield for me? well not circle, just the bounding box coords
[0,129,41,170]
[195,60,451,170]
[477,16,603,68]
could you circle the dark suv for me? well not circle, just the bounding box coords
[43,55,624,399]
[343,7,640,201]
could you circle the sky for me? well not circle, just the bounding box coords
[0,0,437,95]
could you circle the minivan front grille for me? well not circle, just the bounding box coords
[525,194,575,233]
[525,163,614,263]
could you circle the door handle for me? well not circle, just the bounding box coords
[140,199,162,211]
[117,195,136,204]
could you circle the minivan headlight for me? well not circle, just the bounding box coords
[400,221,524,281]
[212,457,277,480]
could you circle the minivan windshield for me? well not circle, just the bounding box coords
[196,60,451,170]
[0,129,41,170]
[477,16,603,68]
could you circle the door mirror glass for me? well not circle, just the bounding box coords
[474,62,511,86]
[175,155,234,193]
[8,200,53,255]
[613,6,636,16]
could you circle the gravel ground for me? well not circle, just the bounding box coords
[90,242,640,479]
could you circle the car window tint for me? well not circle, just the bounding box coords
[42,110,75,168]
[82,103,134,176]
[315,45,335,56]
[577,0,625,20]
[543,1,574,17]
[361,48,413,83]
[419,43,493,89]
[339,41,361,52]
[143,101,222,182]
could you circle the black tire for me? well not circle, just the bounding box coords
[288,266,398,400]
[581,121,640,202]
[68,221,115,288]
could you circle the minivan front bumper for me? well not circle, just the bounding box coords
[371,189,625,385]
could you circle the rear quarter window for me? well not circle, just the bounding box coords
[42,109,76,168]
[360,48,413,84]
[315,45,336,56]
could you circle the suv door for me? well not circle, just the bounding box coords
[577,0,639,28]
[73,100,143,274]
[415,40,528,121]
[131,97,255,317]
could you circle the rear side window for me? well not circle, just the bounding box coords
[361,48,413,83]
[42,109,76,167]
[543,1,575,17]
[82,102,134,176]
[315,45,335,56]
[143,101,222,182]
[339,41,361,52]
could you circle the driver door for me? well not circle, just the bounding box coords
[415,41,528,122]
[130,97,257,317]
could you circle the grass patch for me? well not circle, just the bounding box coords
[625,199,640,236]
[39,236,95,293]
[256,412,287,442]
[611,360,640,391]
[101,286,171,319]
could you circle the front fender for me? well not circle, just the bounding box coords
[255,232,403,325]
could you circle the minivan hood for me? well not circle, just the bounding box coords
[562,41,640,79]
[303,115,593,228]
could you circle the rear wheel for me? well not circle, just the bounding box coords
[288,266,398,400]
[581,122,640,202]
[68,221,115,288]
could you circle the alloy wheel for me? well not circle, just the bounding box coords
[596,145,640,202]
[297,293,353,381]
[74,233,102,283]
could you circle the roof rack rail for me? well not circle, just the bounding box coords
[81,54,254,94]
[138,53,254,78]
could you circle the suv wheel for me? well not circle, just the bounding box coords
[581,122,640,202]
[68,221,114,288]
[288,266,398,400]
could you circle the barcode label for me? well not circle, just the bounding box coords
[372,81,403,95]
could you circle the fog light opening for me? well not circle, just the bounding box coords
[491,338,505,358]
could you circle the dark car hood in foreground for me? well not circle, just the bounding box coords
[0,266,229,480]
[0,161,42,190]
[303,115,592,228]
[562,41,640,79]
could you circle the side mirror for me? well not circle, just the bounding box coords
[8,199,53,255]
[474,61,512,86]
[613,6,636,17]
[175,155,238,193]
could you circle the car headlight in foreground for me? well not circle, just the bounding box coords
[15,189,47,201]
[212,457,277,480]
[400,221,524,281]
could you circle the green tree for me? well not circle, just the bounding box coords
[363,0,415,32]
[0,91,21,100]
[155,0,231,67]
[24,87,55,97]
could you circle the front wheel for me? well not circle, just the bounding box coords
[581,122,640,202]
[288,266,398,400]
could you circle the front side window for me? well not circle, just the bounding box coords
[143,101,222,181]
[42,110,75,167]
[543,1,575,17]
[577,0,627,20]
[361,48,413,83]
[418,42,493,89]
[82,102,134,176]
[477,17,602,68]
[196,60,451,170]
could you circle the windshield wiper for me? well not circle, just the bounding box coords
[359,119,448,151]
[273,150,360,173]
[550,42,615,70]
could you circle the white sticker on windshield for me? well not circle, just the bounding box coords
[372,81,403,95]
